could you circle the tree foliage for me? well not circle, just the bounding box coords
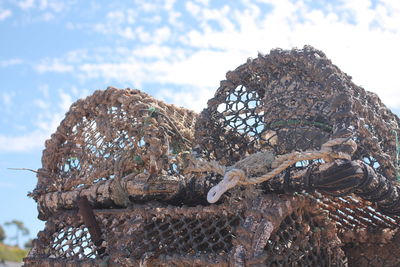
[24,238,33,250]
[0,225,5,243]
[5,220,29,247]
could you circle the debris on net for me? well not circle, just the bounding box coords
[25,46,400,267]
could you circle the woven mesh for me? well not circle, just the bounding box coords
[31,87,197,218]
[264,209,346,266]
[136,214,241,256]
[25,212,102,266]
[25,195,348,266]
[36,87,196,194]
[25,47,400,267]
[99,205,244,261]
[196,46,400,179]
[48,225,96,259]
[314,193,400,230]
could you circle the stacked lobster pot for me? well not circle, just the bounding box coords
[25,46,400,267]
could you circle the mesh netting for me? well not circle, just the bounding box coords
[264,209,346,266]
[99,203,244,264]
[314,192,400,230]
[36,87,196,193]
[31,87,197,219]
[195,45,400,180]
[25,46,400,266]
[25,195,347,266]
[25,212,102,266]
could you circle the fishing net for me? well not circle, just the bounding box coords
[25,195,348,266]
[195,45,400,179]
[30,88,197,219]
[25,46,400,267]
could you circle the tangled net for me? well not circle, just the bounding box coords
[25,46,400,267]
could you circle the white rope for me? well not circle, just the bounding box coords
[207,169,245,203]
[206,138,357,203]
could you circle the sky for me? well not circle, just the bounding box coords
[0,0,400,247]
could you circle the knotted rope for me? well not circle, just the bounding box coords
[187,138,357,203]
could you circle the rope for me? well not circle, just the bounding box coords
[184,156,226,176]
[204,138,357,203]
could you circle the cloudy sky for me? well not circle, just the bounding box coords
[1,0,400,247]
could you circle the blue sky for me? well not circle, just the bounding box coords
[1,0,400,247]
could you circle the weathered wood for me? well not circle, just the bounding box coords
[77,197,104,253]
[37,157,400,219]
[36,173,214,219]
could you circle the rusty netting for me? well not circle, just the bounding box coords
[30,87,197,219]
[25,195,348,267]
[195,45,400,180]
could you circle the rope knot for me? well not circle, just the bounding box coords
[205,138,358,203]
[207,168,246,203]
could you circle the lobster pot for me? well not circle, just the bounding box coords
[31,88,197,219]
[24,195,347,266]
[25,49,400,267]
[196,46,400,179]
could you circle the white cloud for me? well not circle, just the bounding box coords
[35,60,74,73]
[165,0,176,11]
[38,84,49,98]
[153,26,171,44]
[0,130,49,152]
[32,0,400,113]
[47,1,65,13]
[18,0,35,9]
[157,87,214,112]
[106,10,125,22]
[34,98,49,109]
[17,0,66,12]
[41,12,54,21]
[186,1,201,17]
[0,89,85,153]
[1,92,15,108]
[38,0,48,9]
[194,0,209,6]
[90,10,138,39]
[58,91,73,111]
[153,49,247,88]
[135,26,151,42]
[0,9,12,20]
[135,0,158,12]
[119,27,135,39]
[0,58,22,67]
[126,9,136,24]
